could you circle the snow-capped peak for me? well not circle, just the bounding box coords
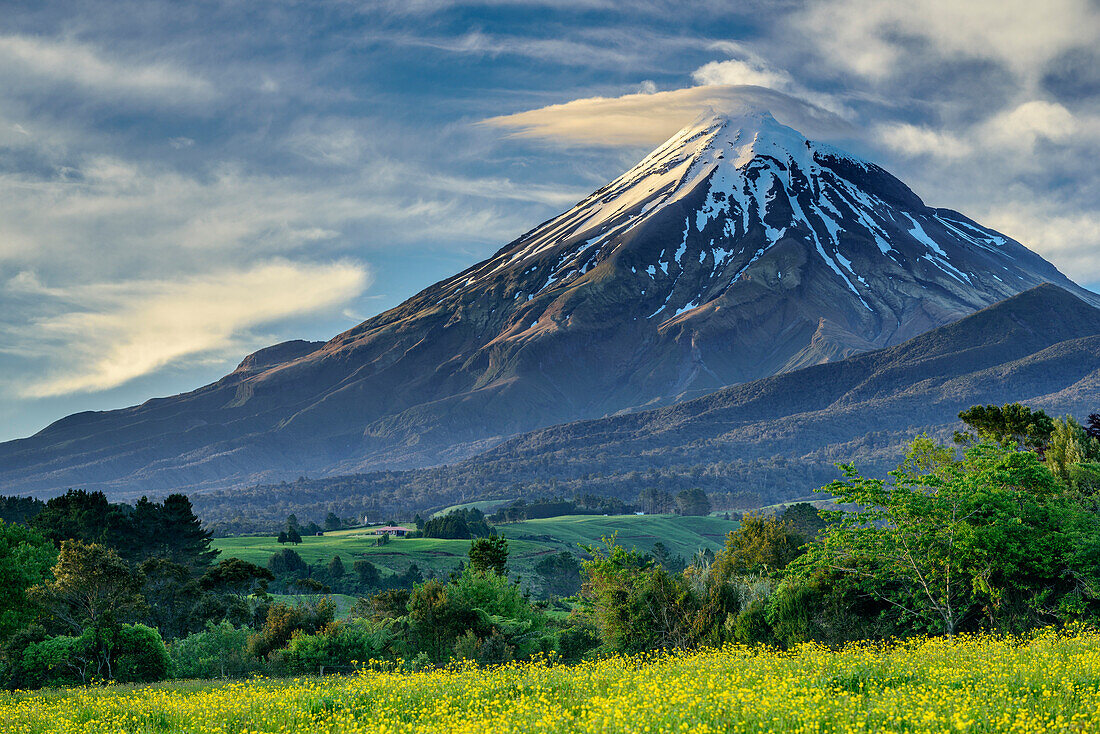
[430,107,1048,334]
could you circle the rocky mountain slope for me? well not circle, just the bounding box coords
[192,285,1100,526]
[1,110,1095,496]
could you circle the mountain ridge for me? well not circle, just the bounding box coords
[189,284,1100,527]
[1,110,1095,496]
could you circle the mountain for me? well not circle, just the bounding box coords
[479,283,1100,466]
[2,110,1096,497]
[192,285,1100,527]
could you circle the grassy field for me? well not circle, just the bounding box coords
[4,630,1098,733]
[430,499,513,518]
[213,514,739,587]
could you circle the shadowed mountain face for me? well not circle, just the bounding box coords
[478,284,1100,466]
[192,284,1100,525]
[1,111,1096,496]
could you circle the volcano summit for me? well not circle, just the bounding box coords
[2,110,1094,495]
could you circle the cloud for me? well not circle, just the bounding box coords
[875,101,1093,160]
[980,202,1100,284]
[874,122,972,159]
[12,260,371,398]
[982,100,1079,149]
[385,30,649,68]
[0,152,538,280]
[481,84,852,147]
[792,0,1100,87]
[0,34,214,104]
[691,59,793,91]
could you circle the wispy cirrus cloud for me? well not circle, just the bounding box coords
[0,34,214,104]
[8,260,370,398]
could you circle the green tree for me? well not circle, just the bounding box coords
[324,512,342,532]
[31,540,144,637]
[328,555,346,580]
[781,503,826,543]
[354,560,381,589]
[287,528,302,545]
[138,558,200,640]
[0,520,56,642]
[268,549,308,579]
[1045,415,1100,486]
[199,558,274,600]
[580,538,701,652]
[714,514,802,577]
[675,488,711,516]
[649,542,686,573]
[638,488,675,514]
[156,494,219,571]
[247,598,335,659]
[31,490,118,546]
[469,536,508,576]
[533,552,583,596]
[955,403,1054,453]
[793,439,1100,636]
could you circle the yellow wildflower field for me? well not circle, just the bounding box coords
[3,630,1099,733]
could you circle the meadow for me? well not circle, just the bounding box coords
[3,629,1098,733]
[213,513,739,582]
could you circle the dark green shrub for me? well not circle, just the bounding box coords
[732,600,773,645]
[113,624,169,683]
[248,599,335,660]
[170,622,256,679]
[279,619,395,674]
[556,624,600,661]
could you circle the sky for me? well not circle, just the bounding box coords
[1,0,1099,442]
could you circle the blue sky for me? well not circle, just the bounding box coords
[2,0,1099,441]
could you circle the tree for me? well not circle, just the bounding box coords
[0,495,45,524]
[792,438,1100,636]
[287,528,302,545]
[328,555,346,580]
[0,520,56,642]
[714,514,802,577]
[781,503,826,543]
[580,538,702,652]
[638,488,675,514]
[675,488,711,516]
[354,560,381,589]
[533,552,583,596]
[199,558,274,599]
[31,540,145,642]
[277,531,289,544]
[1045,415,1100,485]
[157,494,219,570]
[955,403,1054,453]
[138,558,200,640]
[247,598,335,659]
[469,536,508,576]
[32,540,144,635]
[648,542,686,574]
[422,508,492,539]
[29,491,216,571]
[324,512,342,532]
[1087,414,1100,441]
[31,490,117,546]
[268,548,308,578]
